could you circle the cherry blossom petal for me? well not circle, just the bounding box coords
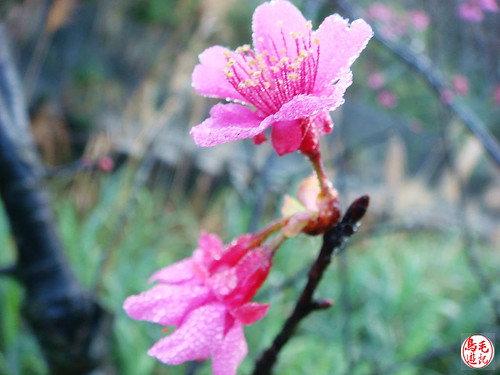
[148,303,227,365]
[226,249,272,306]
[271,119,304,155]
[149,259,196,284]
[261,72,352,130]
[192,231,225,271]
[252,0,309,59]
[123,284,211,326]
[232,302,270,325]
[190,103,268,147]
[212,322,248,375]
[314,112,334,135]
[207,267,239,297]
[297,174,321,211]
[192,46,247,102]
[217,234,256,269]
[313,15,372,92]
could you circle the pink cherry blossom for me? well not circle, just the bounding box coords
[97,156,114,172]
[458,2,485,21]
[479,0,499,12]
[494,83,500,105]
[367,73,385,90]
[408,10,430,31]
[440,89,455,105]
[367,3,397,22]
[452,75,469,96]
[123,232,272,375]
[377,90,398,108]
[458,0,498,22]
[190,0,372,156]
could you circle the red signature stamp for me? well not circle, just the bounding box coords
[461,334,495,369]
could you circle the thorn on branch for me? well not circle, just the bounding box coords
[311,298,334,311]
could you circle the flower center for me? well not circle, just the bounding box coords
[222,21,320,116]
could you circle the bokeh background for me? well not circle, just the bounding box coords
[1,0,500,374]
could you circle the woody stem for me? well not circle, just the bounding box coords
[253,195,370,375]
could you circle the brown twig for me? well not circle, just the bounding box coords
[253,195,370,375]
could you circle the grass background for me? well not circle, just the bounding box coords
[1,168,497,375]
[1,0,500,373]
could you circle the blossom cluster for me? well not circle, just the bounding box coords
[123,1,372,374]
[124,232,272,374]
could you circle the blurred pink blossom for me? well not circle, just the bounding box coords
[458,0,498,22]
[458,2,485,21]
[494,83,500,105]
[440,89,455,105]
[367,73,385,90]
[97,156,114,172]
[380,18,408,39]
[377,90,398,108]
[124,232,272,375]
[367,3,397,22]
[190,0,373,156]
[479,0,499,12]
[408,10,430,30]
[452,75,469,96]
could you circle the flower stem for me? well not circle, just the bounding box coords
[252,217,289,246]
[308,152,332,196]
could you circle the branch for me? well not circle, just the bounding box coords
[0,264,17,277]
[333,0,500,170]
[253,195,370,375]
[0,25,114,374]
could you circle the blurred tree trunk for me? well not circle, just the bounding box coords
[0,24,114,374]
